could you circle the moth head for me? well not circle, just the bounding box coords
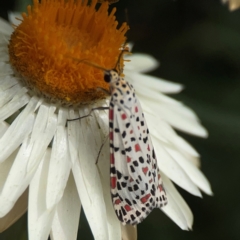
[104,70,119,84]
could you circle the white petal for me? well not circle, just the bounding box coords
[222,0,240,10]
[0,35,9,47]
[0,148,17,193]
[50,172,81,240]
[8,12,22,26]
[161,173,193,230]
[46,109,71,209]
[121,225,137,240]
[95,109,122,240]
[125,42,134,52]
[135,82,183,106]
[27,103,57,172]
[141,97,208,137]
[125,53,159,73]
[162,197,187,230]
[92,100,110,136]
[128,71,207,139]
[0,96,35,163]
[126,71,183,94]
[0,137,36,217]
[97,129,122,240]
[165,147,212,195]
[173,136,199,157]
[0,76,18,92]
[0,102,57,217]
[0,18,13,36]
[0,45,9,61]
[152,135,202,197]
[68,108,109,240]
[0,62,14,76]
[183,153,201,167]
[0,121,9,137]
[28,150,55,240]
[144,111,199,157]
[97,149,122,240]
[0,86,29,121]
[0,189,28,232]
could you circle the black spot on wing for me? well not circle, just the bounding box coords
[122,131,126,138]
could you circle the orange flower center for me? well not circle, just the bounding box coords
[8,0,129,105]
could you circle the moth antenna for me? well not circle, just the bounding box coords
[114,42,130,74]
[67,43,130,73]
[97,0,119,4]
[66,55,108,71]
[79,60,108,72]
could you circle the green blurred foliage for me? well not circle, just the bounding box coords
[1,0,240,239]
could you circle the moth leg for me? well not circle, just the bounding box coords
[67,106,109,122]
[96,135,109,164]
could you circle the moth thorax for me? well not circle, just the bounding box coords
[104,70,119,84]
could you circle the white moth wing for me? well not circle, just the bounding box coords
[109,78,167,225]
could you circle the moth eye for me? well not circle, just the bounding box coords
[104,72,111,83]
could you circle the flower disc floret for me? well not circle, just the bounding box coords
[8,0,129,105]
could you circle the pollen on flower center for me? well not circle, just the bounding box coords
[8,0,129,105]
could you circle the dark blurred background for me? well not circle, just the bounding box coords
[1,0,240,239]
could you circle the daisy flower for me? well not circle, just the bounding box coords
[222,0,240,10]
[0,0,212,239]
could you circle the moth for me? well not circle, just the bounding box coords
[102,48,168,224]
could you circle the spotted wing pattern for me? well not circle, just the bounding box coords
[108,74,167,225]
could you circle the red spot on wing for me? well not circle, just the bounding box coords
[140,194,151,204]
[158,174,161,180]
[129,177,134,182]
[124,205,132,212]
[111,177,116,189]
[159,185,164,192]
[109,131,113,140]
[135,106,138,113]
[121,113,127,120]
[130,130,133,134]
[137,126,140,130]
[149,178,153,183]
[109,109,114,120]
[142,167,148,175]
[110,153,115,164]
[135,144,141,152]
[127,156,131,163]
[147,145,150,151]
[115,199,121,205]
